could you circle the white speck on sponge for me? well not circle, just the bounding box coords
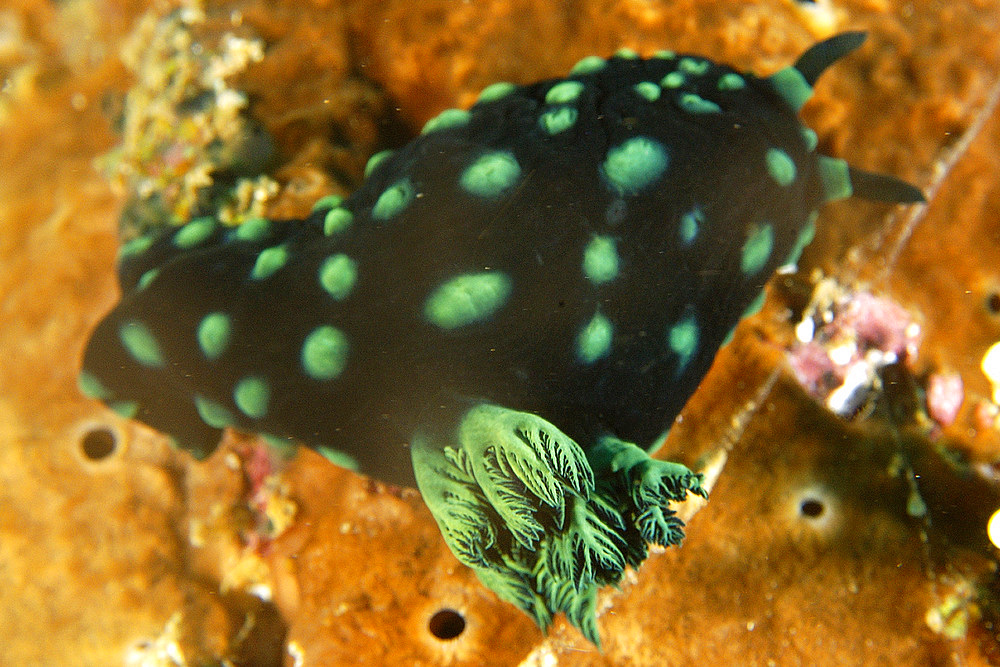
[981,341,1000,404]
[989,507,1000,549]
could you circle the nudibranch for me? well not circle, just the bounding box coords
[80,32,923,645]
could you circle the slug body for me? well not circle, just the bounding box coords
[81,33,922,644]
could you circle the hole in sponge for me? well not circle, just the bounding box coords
[986,291,1000,315]
[81,427,117,460]
[799,497,825,518]
[428,608,466,640]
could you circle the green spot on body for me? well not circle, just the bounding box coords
[653,49,676,60]
[316,446,360,471]
[770,66,813,112]
[678,93,721,114]
[137,269,159,290]
[197,312,232,361]
[195,395,234,429]
[110,400,139,419]
[785,214,817,267]
[301,325,349,381]
[545,81,585,104]
[251,244,289,280]
[633,81,660,102]
[460,152,521,198]
[679,57,710,76]
[372,178,415,220]
[766,148,796,187]
[233,376,269,419]
[570,55,606,76]
[801,127,818,152]
[539,107,578,135]
[614,47,639,59]
[742,289,767,320]
[311,194,343,213]
[262,433,297,458]
[717,72,745,91]
[421,108,470,134]
[477,81,516,103]
[679,206,703,245]
[424,272,512,329]
[660,71,685,89]
[602,136,669,195]
[318,253,358,301]
[741,222,774,275]
[235,216,271,242]
[668,312,699,372]
[576,312,613,364]
[582,235,619,284]
[119,320,164,368]
[364,149,394,178]
[173,216,215,249]
[78,371,112,400]
[118,235,155,260]
[324,207,354,236]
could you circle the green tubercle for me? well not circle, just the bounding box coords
[118,235,155,260]
[372,178,415,220]
[477,81,516,103]
[233,376,269,419]
[668,311,699,372]
[301,325,349,381]
[310,194,343,213]
[421,108,470,135]
[234,216,271,242]
[78,371,112,400]
[318,254,358,301]
[316,446,360,471]
[660,72,685,89]
[582,235,619,284]
[785,213,818,267]
[633,82,661,102]
[678,93,721,114]
[545,81,585,105]
[173,216,215,248]
[137,269,159,290]
[765,148,797,187]
[538,107,578,135]
[678,57,710,76]
[602,136,669,195]
[576,312,613,364]
[460,151,522,198]
[109,400,139,419]
[717,72,745,91]
[251,244,289,280]
[324,207,353,236]
[679,206,703,246]
[197,312,232,361]
[364,149,394,178]
[424,272,512,329]
[194,395,235,429]
[569,55,606,76]
[741,222,774,275]
[119,320,165,368]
